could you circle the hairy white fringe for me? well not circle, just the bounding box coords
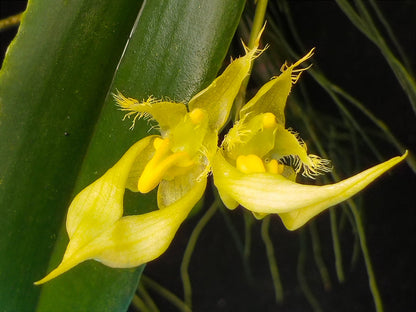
[279,154,332,179]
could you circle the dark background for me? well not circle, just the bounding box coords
[1,1,415,311]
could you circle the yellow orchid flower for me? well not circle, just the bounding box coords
[35,38,261,285]
[36,33,406,285]
[212,49,407,230]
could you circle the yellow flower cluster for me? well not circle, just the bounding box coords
[35,34,406,285]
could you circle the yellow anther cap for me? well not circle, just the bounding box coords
[262,112,277,129]
[265,159,277,174]
[265,159,284,174]
[189,108,206,125]
[236,154,266,174]
[153,137,165,150]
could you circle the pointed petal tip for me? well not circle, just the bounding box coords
[34,266,65,285]
[34,276,51,286]
[280,151,408,231]
[254,22,267,47]
[34,254,86,285]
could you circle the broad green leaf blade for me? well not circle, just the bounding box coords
[0,0,144,311]
[35,0,246,311]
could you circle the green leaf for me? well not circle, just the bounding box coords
[0,0,245,311]
[0,0,144,310]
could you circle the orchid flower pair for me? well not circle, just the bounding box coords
[35,36,406,285]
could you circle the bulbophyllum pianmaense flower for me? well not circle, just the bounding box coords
[35,36,262,285]
[35,36,406,285]
[212,48,407,230]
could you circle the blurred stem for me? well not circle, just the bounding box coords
[141,275,191,312]
[219,203,253,281]
[297,230,323,312]
[335,0,416,115]
[309,221,332,291]
[329,83,416,173]
[219,205,244,253]
[243,210,254,269]
[131,294,152,312]
[367,0,412,72]
[181,201,218,309]
[0,12,22,31]
[234,0,268,119]
[261,216,284,303]
[309,72,384,162]
[349,202,384,312]
[329,208,345,283]
[137,282,160,312]
[350,228,361,271]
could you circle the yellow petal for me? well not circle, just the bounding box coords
[113,91,188,133]
[240,49,315,125]
[239,69,292,125]
[270,125,332,178]
[65,136,156,257]
[92,178,206,267]
[217,188,239,210]
[212,150,407,230]
[157,163,207,209]
[35,136,155,284]
[125,137,158,192]
[34,177,206,284]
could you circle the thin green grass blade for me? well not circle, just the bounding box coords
[261,216,284,303]
[367,0,412,71]
[141,275,191,312]
[0,0,144,310]
[181,202,218,309]
[297,230,323,312]
[335,0,416,114]
[137,282,160,312]
[309,221,332,291]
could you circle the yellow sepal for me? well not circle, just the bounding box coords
[64,136,155,261]
[212,150,407,230]
[240,49,315,125]
[188,43,262,131]
[35,135,205,284]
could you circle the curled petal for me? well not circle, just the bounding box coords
[35,177,206,284]
[212,150,407,230]
[87,178,207,268]
[270,125,332,178]
[65,136,156,260]
[35,136,157,284]
[125,138,158,192]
